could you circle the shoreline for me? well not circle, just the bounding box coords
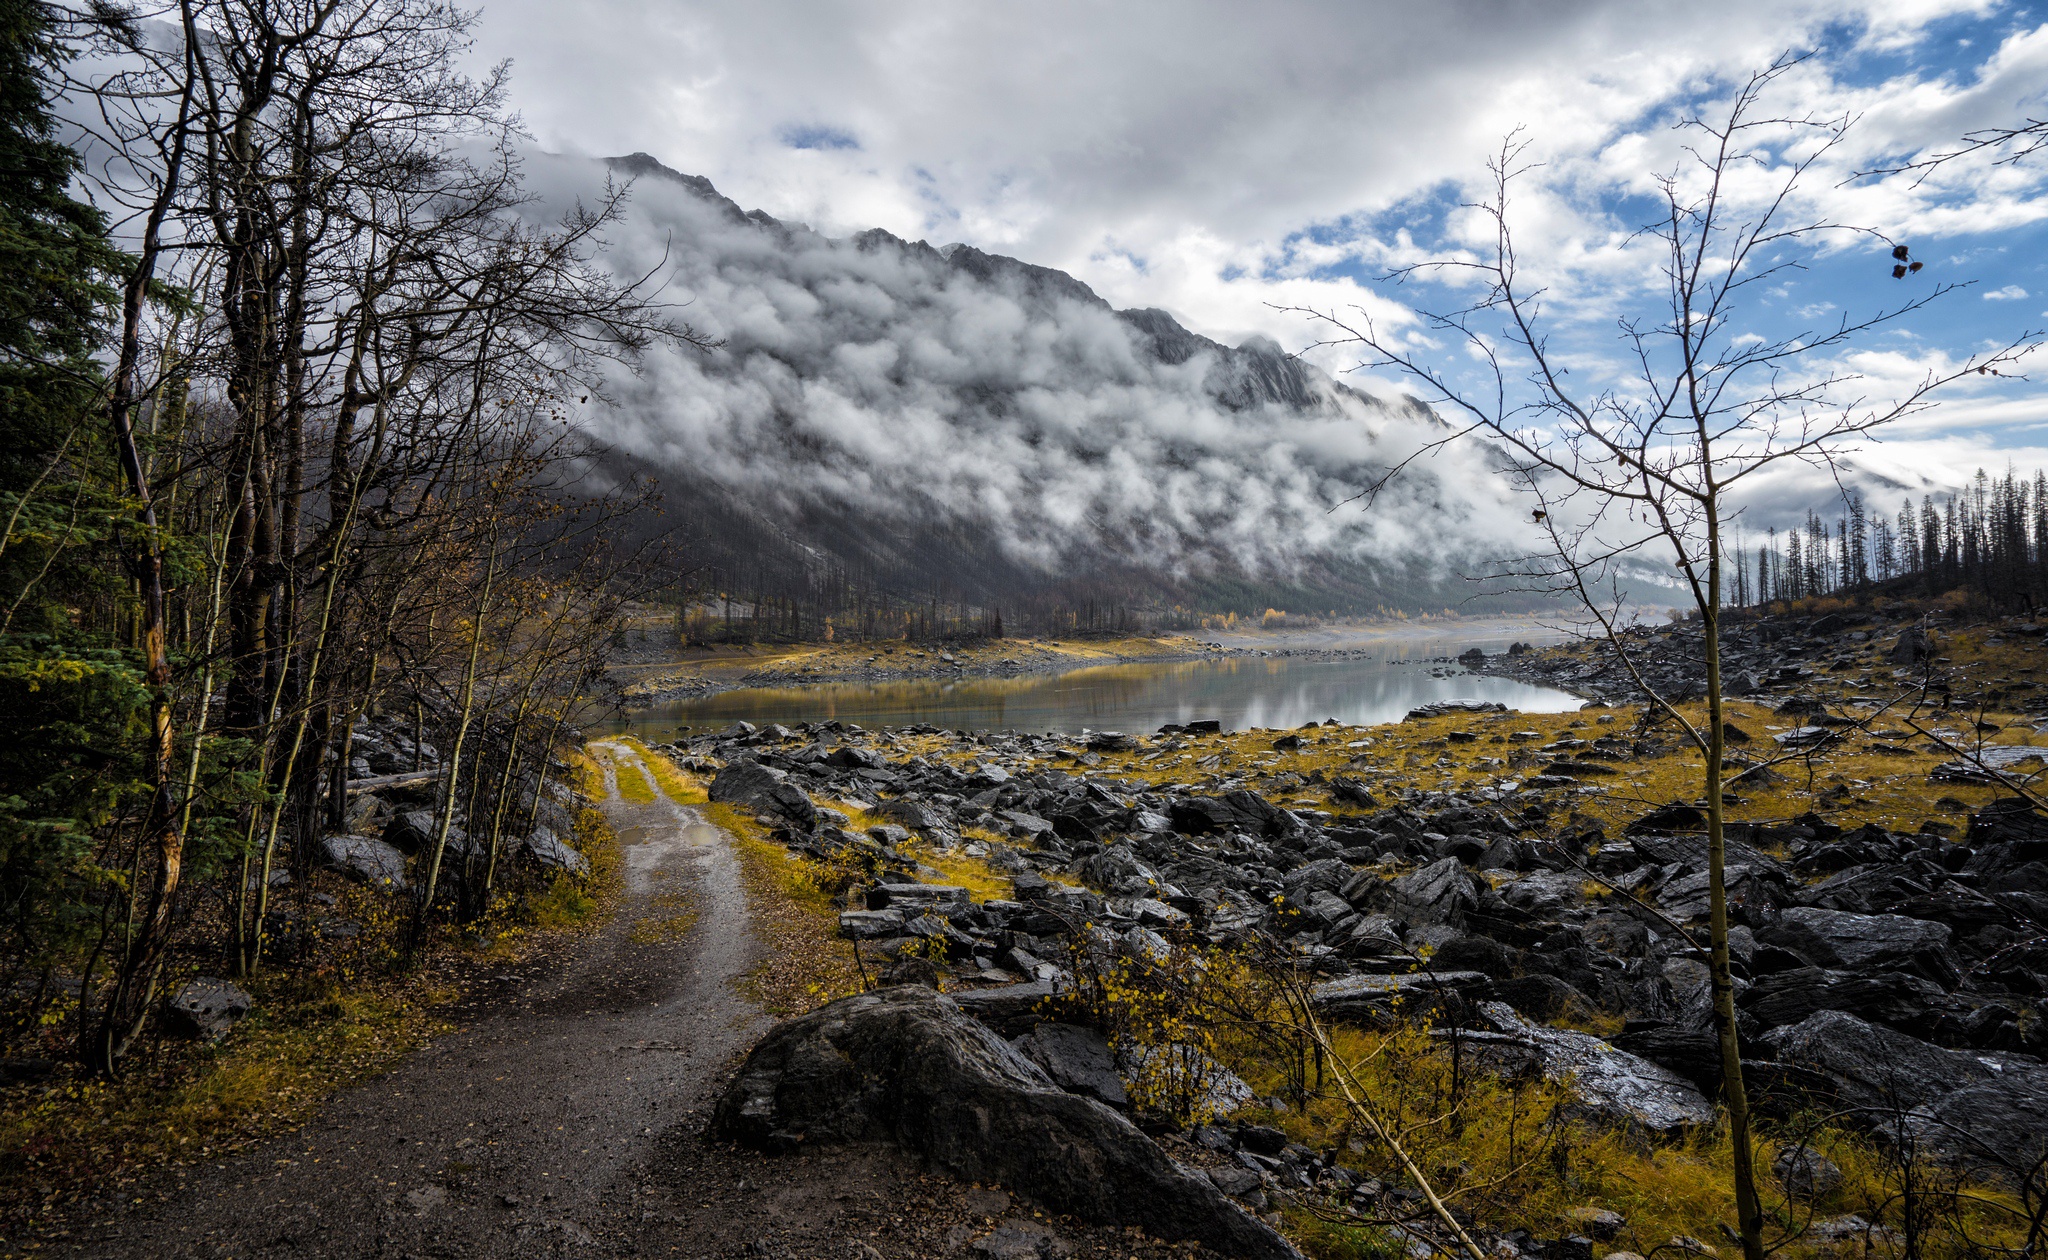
[614,614,1579,709]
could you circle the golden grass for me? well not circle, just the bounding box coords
[708,802,868,1016]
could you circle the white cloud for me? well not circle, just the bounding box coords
[1985,285,2031,300]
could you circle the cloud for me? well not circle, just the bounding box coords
[522,154,1532,582]
[1985,284,2030,300]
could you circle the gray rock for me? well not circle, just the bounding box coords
[713,986,1297,1259]
[522,826,589,876]
[1465,1002,1716,1135]
[1773,1144,1843,1200]
[1890,628,1931,664]
[709,761,817,828]
[1310,970,1492,1020]
[381,808,438,854]
[972,1219,1072,1259]
[839,908,907,940]
[1741,967,1950,1032]
[1762,1010,1998,1112]
[1014,1023,1128,1108]
[879,797,947,832]
[1766,907,1959,988]
[1386,856,1478,927]
[321,834,408,892]
[165,978,253,1040]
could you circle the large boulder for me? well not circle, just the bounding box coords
[1384,856,1478,927]
[321,834,407,892]
[1763,1009,2048,1177]
[1459,1002,1716,1135]
[709,761,817,829]
[714,987,1297,1258]
[1762,907,1959,989]
[1761,1010,2009,1112]
[521,826,589,876]
[164,978,253,1040]
[1741,968,1950,1033]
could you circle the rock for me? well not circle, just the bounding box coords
[164,978,253,1040]
[952,979,1065,1037]
[1014,1023,1128,1108]
[839,908,907,940]
[1772,1144,1843,1200]
[1405,700,1508,721]
[1463,1002,1716,1135]
[1385,856,1478,927]
[381,808,438,854]
[321,834,408,891]
[712,987,1297,1258]
[1741,968,1949,1032]
[521,826,589,876]
[1761,1010,1999,1112]
[867,883,971,911]
[1309,970,1493,1022]
[880,797,948,832]
[1567,1208,1626,1241]
[709,762,817,828]
[1458,647,1487,666]
[878,957,941,988]
[1763,908,1958,989]
[1890,628,1931,664]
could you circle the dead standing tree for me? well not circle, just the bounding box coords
[1284,58,2040,1260]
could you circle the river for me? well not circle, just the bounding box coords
[612,629,1585,740]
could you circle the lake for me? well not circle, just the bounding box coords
[612,632,1586,740]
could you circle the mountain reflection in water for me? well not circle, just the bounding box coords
[614,642,1584,740]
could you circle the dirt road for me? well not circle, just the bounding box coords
[42,741,767,1259]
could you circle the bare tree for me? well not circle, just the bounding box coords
[1282,57,2040,1260]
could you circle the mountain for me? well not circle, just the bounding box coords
[536,152,1534,631]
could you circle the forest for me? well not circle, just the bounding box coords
[0,0,702,1075]
[1741,472,2048,612]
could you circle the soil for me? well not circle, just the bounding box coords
[18,744,1227,1259]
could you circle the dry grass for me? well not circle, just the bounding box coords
[708,802,868,1016]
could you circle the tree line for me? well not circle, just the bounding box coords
[0,0,702,1075]
[1737,470,2048,610]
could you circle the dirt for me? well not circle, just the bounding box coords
[17,744,1227,1259]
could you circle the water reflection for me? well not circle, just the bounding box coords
[613,639,1584,740]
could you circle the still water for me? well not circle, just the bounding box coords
[614,634,1585,741]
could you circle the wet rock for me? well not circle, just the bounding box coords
[1013,1023,1128,1108]
[713,986,1297,1258]
[708,762,817,828]
[1762,1009,1999,1111]
[1309,970,1493,1022]
[381,808,438,854]
[521,826,589,876]
[1461,1002,1715,1135]
[321,834,408,892]
[840,908,907,940]
[1405,700,1508,721]
[1741,968,1950,1033]
[164,978,253,1040]
[1762,908,1959,989]
[1384,856,1478,927]
[1772,1144,1843,1200]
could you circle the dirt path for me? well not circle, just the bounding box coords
[40,741,767,1259]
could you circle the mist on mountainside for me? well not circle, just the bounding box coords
[531,152,1547,632]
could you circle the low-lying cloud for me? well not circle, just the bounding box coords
[528,152,1533,586]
